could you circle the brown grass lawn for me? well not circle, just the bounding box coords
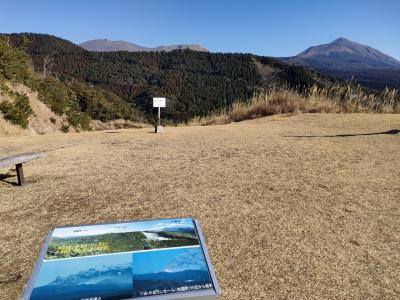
[0,114,399,299]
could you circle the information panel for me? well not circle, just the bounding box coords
[22,218,220,300]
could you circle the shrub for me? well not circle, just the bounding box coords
[60,124,70,133]
[34,76,79,115]
[0,93,33,128]
[67,110,91,131]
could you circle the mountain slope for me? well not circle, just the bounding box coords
[293,37,400,69]
[80,39,209,52]
[282,38,400,89]
[0,82,64,136]
[8,33,398,125]
[0,34,145,136]
[7,33,342,123]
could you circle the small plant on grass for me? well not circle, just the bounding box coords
[60,123,70,133]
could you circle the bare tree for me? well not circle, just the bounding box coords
[43,54,54,77]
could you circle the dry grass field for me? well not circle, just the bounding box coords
[0,113,399,299]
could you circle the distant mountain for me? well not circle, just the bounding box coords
[155,226,196,234]
[80,39,209,52]
[12,33,343,123]
[282,38,400,89]
[31,265,132,300]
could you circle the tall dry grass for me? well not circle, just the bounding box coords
[189,84,399,126]
[90,119,151,131]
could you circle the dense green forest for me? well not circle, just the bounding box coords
[46,230,198,259]
[0,34,142,130]
[6,33,342,123]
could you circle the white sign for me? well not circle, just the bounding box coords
[153,97,166,108]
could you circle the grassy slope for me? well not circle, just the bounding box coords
[0,82,65,136]
[0,114,399,299]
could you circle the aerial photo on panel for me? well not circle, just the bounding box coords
[45,219,199,259]
[30,253,133,300]
[132,247,213,297]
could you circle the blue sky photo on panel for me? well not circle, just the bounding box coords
[52,218,195,238]
[132,247,213,297]
[30,253,132,300]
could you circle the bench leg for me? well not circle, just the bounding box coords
[16,163,24,186]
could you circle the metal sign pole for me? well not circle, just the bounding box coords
[158,107,161,126]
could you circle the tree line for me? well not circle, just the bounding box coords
[7,33,342,123]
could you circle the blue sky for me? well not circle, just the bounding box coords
[52,218,194,238]
[1,0,399,59]
[35,253,131,287]
[132,247,208,275]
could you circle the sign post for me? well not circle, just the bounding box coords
[153,97,166,133]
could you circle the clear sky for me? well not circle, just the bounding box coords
[36,252,131,286]
[1,0,399,59]
[52,218,194,238]
[132,247,207,275]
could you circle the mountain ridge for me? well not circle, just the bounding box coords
[294,37,400,68]
[4,33,398,132]
[80,38,209,52]
[9,33,341,123]
[282,37,400,89]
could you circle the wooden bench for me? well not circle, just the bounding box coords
[0,152,47,186]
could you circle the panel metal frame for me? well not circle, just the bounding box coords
[21,218,221,300]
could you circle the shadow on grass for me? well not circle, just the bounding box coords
[288,129,400,138]
[0,173,18,186]
[0,272,22,284]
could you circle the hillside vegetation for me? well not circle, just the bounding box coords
[7,33,358,123]
[191,84,399,126]
[1,33,399,134]
[0,35,144,134]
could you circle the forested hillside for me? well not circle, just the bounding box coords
[0,34,143,133]
[7,33,343,123]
